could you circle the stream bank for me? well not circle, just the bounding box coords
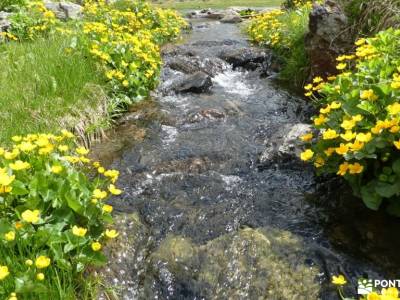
[92,20,400,299]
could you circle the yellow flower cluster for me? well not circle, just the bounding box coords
[0,130,122,296]
[301,28,400,212]
[82,0,187,97]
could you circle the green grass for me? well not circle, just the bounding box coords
[151,0,282,10]
[0,36,107,144]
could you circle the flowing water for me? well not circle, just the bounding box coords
[93,21,400,300]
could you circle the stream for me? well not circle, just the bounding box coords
[93,20,400,300]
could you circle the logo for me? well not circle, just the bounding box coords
[358,279,373,295]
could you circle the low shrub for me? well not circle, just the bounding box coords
[0,131,122,298]
[0,0,25,11]
[301,28,400,216]
[247,3,312,86]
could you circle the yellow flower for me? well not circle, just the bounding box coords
[18,142,36,152]
[98,167,105,173]
[11,136,22,142]
[4,149,20,160]
[381,287,399,298]
[387,103,400,115]
[93,189,107,199]
[323,129,339,140]
[76,147,89,155]
[390,125,400,133]
[91,242,102,251]
[367,292,381,300]
[304,91,313,97]
[336,63,346,70]
[58,145,69,152]
[324,147,335,157]
[360,89,378,101]
[313,76,323,83]
[300,133,313,142]
[51,165,63,174]
[331,275,347,285]
[36,273,45,281]
[0,266,9,280]
[327,76,337,81]
[25,259,33,266]
[355,132,372,143]
[72,226,87,237]
[105,229,119,239]
[35,256,50,269]
[4,231,15,241]
[394,140,400,150]
[122,80,129,87]
[314,114,327,126]
[304,84,312,90]
[320,106,331,114]
[300,148,314,161]
[340,131,356,141]
[341,119,356,130]
[61,129,74,138]
[109,184,122,195]
[350,140,365,151]
[21,210,40,224]
[336,143,349,155]
[93,161,101,168]
[330,101,341,109]
[102,204,113,213]
[348,163,364,174]
[0,173,15,186]
[314,157,325,168]
[9,160,30,171]
[352,114,363,122]
[355,38,366,46]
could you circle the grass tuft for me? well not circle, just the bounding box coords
[0,36,107,144]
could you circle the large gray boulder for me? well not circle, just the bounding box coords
[44,1,83,20]
[0,12,11,33]
[173,71,213,94]
[304,0,353,79]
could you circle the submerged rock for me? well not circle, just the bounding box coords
[144,228,320,299]
[305,0,353,78]
[173,71,213,94]
[220,10,242,24]
[165,55,227,77]
[218,47,270,71]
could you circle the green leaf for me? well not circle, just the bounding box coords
[393,159,400,174]
[374,181,400,198]
[361,183,383,210]
[11,180,29,196]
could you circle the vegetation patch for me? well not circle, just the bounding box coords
[300,29,400,216]
[247,1,312,87]
[150,0,282,10]
[0,131,122,299]
[1,0,186,143]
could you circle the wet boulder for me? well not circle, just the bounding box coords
[165,55,227,77]
[258,123,313,169]
[173,71,213,94]
[44,1,83,20]
[220,9,242,23]
[143,228,320,299]
[305,0,353,78]
[218,47,270,70]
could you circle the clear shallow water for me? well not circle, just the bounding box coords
[93,21,400,300]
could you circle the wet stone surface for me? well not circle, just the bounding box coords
[94,21,399,299]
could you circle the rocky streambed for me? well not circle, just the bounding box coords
[92,20,400,299]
